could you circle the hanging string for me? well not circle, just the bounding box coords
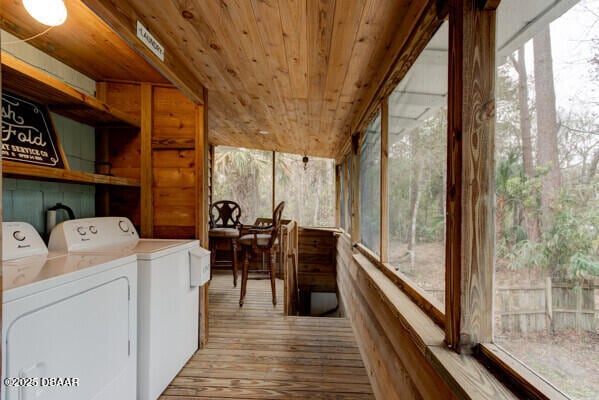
[2,26,55,45]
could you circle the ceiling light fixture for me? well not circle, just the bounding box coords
[23,0,67,27]
[258,130,269,135]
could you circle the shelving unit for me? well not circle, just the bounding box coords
[2,51,141,187]
[2,52,140,128]
[2,161,140,187]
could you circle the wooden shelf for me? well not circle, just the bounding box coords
[2,161,140,187]
[1,52,140,128]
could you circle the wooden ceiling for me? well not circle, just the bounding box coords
[2,0,442,158]
[0,0,167,84]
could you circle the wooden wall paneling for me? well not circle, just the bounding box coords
[150,86,199,239]
[141,83,154,238]
[446,0,497,352]
[380,98,389,263]
[336,235,456,400]
[96,81,142,225]
[297,228,337,293]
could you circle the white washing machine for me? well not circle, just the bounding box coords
[1,222,138,400]
[48,217,210,400]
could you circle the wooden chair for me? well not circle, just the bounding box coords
[238,201,285,307]
[209,200,242,287]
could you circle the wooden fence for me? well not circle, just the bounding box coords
[425,279,598,334]
[495,278,597,334]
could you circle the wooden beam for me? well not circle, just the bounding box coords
[335,164,341,227]
[272,151,276,213]
[446,0,496,353]
[140,83,153,238]
[349,134,361,243]
[197,89,210,349]
[380,99,389,263]
[343,156,350,230]
[82,0,204,105]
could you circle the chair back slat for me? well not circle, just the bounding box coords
[210,201,242,228]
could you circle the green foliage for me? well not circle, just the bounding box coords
[504,192,599,279]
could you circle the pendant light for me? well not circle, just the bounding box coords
[23,0,67,27]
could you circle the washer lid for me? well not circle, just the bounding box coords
[2,252,137,302]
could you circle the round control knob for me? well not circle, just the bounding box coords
[77,226,87,236]
[13,230,26,241]
[89,226,98,234]
[118,220,129,233]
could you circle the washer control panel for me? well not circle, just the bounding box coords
[48,217,139,252]
[2,222,48,261]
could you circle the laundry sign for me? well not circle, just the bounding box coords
[137,21,165,61]
[1,92,65,168]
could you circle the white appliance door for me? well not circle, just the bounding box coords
[5,277,131,400]
[139,249,198,400]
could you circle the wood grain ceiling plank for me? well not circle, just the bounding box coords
[318,0,366,154]
[306,0,336,155]
[81,0,204,103]
[209,0,288,138]
[338,0,407,136]
[250,0,297,147]
[279,0,309,101]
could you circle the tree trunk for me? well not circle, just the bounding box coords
[409,158,424,268]
[512,46,540,241]
[533,27,562,231]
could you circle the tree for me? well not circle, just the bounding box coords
[533,27,562,231]
[510,46,540,241]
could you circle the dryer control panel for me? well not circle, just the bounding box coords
[48,217,140,252]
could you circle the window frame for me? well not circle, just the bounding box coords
[334,0,572,397]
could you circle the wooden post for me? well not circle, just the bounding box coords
[197,90,210,349]
[95,82,110,217]
[575,285,583,334]
[446,0,497,352]
[272,151,276,213]
[545,277,553,332]
[140,83,153,238]
[344,156,350,230]
[335,164,341,227]
[349,134,361,243]
[380,98,389,263]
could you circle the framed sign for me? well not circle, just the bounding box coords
[2,91,65,168]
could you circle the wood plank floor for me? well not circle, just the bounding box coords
[161,271,374,399]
